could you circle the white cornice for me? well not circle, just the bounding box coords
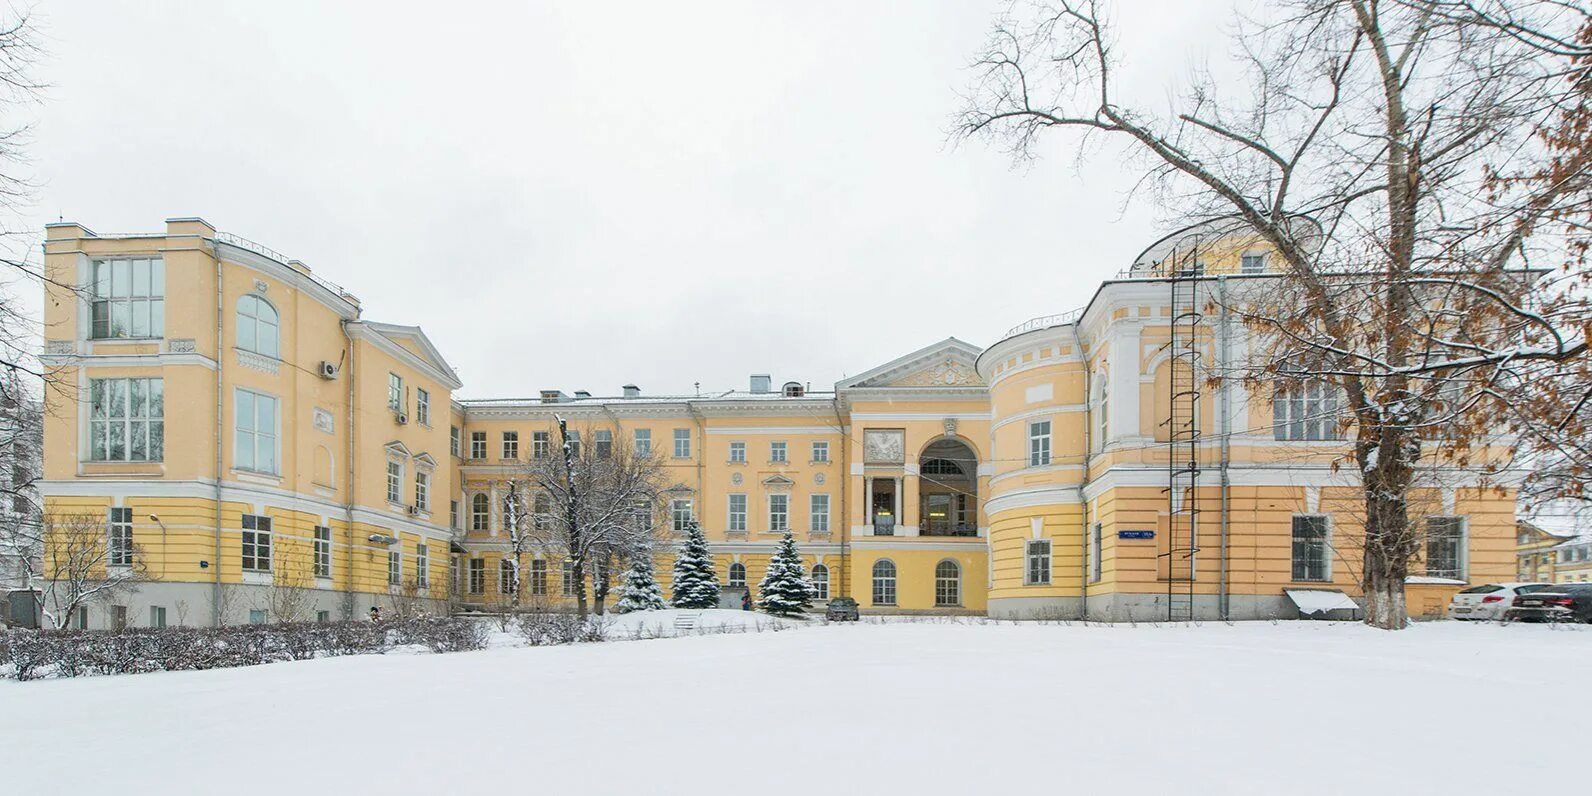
[348,322,463,390]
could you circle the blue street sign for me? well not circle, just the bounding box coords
[1118,530,1155,540]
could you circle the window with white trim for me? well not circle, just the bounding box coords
[502,431,519,460]
[1029,420,1052,466]
[1240,253,1266,274]
[388,550,401,587]
[234,388,278,474]
[108,507,134,567]
[1089,522,1102,583]
[450,426,460,457]
[1291,515,1330,581]
[415,544,429,590]
[90,257,164,339]
[566,430,581,459]
[386,459,403,505]
[768,493,789,532]
[314,525,331,578]
[633,428,652,457]
[673,428,691,458]
[532,431,550,460]
[149,605,166,628]
[728,494,747,533]
[534,492,551,532]
[529,559,548,595]
[811,440,829,463]
[1273,381,1342,441]
[387,373,403,413]
[471,493,489,532]
[1025,540,1051,585]
[810,494,830,533]
[414,470,430,512]
[871,560,897,605]
[468,558,485,594]
[770,441,787,463]
[728,562,747,588]
[595,429,613,459]
[728,441,746,463]
[235,295,279,358]
[416,388,430,426]
[241,514,272,572]
[1427,517,1466,580]
[1094,373,1109,451]
[470,431,486,460]
[811,564,830,600]
[89,378,164,462]
[500,559,518,595]
[935,559,961,606]
[450,500,459,529]
[562,560,577,597]
[671,499,693,532]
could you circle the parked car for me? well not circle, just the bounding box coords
[825,597,859,622]
[1505,583,1592,623]
[1449,583,1552,621]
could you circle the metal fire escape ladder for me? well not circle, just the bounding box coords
[1161,248,1202,622]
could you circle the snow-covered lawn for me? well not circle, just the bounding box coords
[3,619,1586,794]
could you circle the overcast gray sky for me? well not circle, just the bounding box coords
[23,1,1233,399]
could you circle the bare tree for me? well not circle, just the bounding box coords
[270,550,315,624]
[16,511,146,629]
[518,418,669,617]
[957,0,1589,628]
[0,370,40,596]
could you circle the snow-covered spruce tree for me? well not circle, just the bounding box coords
[756,530,815,617]
[615,547,666,613]
[669,520,720,609]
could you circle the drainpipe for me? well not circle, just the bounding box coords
[212,247,224,627]
[341,320,357,620]
[832,396,849,600]
[1071,322,1091,621]
[1216,275,1232,620]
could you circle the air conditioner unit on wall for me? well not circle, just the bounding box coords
[406,505,420,517]
[317,361,337,379]
[396,412,409,425]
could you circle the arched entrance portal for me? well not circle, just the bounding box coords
[918,438,978,536]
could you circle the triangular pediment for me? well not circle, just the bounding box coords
[837,338,985,390]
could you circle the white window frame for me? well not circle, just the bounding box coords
[386,459,404,505]
[728,562,747,588]
[727,494,747,533]
[673,428,691,458]
[728,441,746,463]
[415,543,429,589]
[468,558,485,594]
[595,429,613,459]
[387,373,403,413]
[1028,419,1052,467]
[450,426,461,457]
[529,559,548,596]
[108,507,134,567]
[633,428,652,457]
[1240,252,1266,274]
[811,440,829,463]
[234,387,280,475]
[90,257,165,340]
[1291,514,1331,582]
[671,499,694,532]
[532,431,550,460]
[414,469,430,512]
[1273,381,1342,441]
[470,431,487,460]
[770,441,788,463]
[562,560,577,597]
[1426,516,1468,580]
[768,493,789,532]
[313,525,332,578]
[1025,540,1052,586]
[235,294,279,359]
[1089,522,1102,584]
[811,564,830,600]
[241,514,272,573]
[935,559,961,607]
[88,377,165,462]
[470,493,489,532]
[416,388,431,427]
[810,494,830,533]
[388,550,401,587]
[872,559,897,606]
[502,431,519,460]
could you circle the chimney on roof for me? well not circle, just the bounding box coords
[750,374,771,394]
[539,390,569,404]
[622,384,640,398]
[574,390,592,400]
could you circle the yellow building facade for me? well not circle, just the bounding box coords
[38,217,1517,626]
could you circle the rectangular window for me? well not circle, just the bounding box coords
[88,377,165,462]
[414,470,430,512]
[470,431,486,460]
[1029,420,1052,466]
[74,606,88,630]
[111,604,128,631]
[728,494,747,532]
[502,431,519,460]
[388,373,403,413]
[468,558,485,594]
[810,494,830,533]
[1090,523,1103,583]
[770,441,788,463]
[728,441,746,463]
[313,525,331,578]
[1291,515,1330,582]
[499,560,518,595]
[671,499,693,532]
[450,500,459,530]
[450,426,461,457]
[595,429,613,459]
[633,428,652,457]
[386,460,403,504]
[1025,540,1052,585]
[388,550,401,587]
[416,388,430,426]
[90,257,164,339]
[149,605,166,628]
[248,609,267,625]
[769,493,789,532]
[567,430,582,458]
[316,610,330,623]
[1427,517,1466,580]
[673,428,691,458]
[532,431,550,460]
[234,388,279,474]
[533,493,551,532]
[1273,381,1342,441]
[108,506,134,567]
[811,441,829,463]
[241,514,272,572]
[562,560,577,597]
[1240,253,1266,274]
[529,559,547,596]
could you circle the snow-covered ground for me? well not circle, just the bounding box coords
[3,619,1586,794]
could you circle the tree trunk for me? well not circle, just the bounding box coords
[574,559,588,617]
[1361,448,1416,630]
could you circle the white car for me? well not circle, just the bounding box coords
[1450,582,1553,620]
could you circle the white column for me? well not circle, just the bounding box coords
[1107,323,1142,442]
[862,476,873,536]
[487,480,500,537]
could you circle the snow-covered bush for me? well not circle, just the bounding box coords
[513,611,609,646]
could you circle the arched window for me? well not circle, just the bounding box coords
[872,559,897,606]
[935,559,961,607]
[236,295,279,358]
[728,562,747,588]
[920,458,963,476]
[811,564,830,601]
[470,493,489,532]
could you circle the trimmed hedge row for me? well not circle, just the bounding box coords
[0,617,488,681]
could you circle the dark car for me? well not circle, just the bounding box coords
[1506,583,1592,623]
[825,597,860,622]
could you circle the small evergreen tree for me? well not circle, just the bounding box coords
[669,520,720,609]
[615,547,667,613]
[756,530,815,617]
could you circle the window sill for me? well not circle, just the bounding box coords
[242,570,273,586]
[231,469,282,486]
[727,460,747,465]
[89,336,164,345]
[769,461,789,466]
[810,460,831,466]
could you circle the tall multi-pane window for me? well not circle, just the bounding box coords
[728,562,747,588]
[729,441,746,463]
[416,543,429,589]
[810,494,830,533]
[387,373,403,412]
[90,257,164,339]
[313,525,332,578]
[534,493,552,531]
[595,429,613,459]
[416,388,430,426]
[387,550,401,587]
[88,378,164,462]
[450,426,461,457]
[386,460,403,504]
[234,388,278,474]
[768,494,789,532]
[241,514,272,572]
[872,560,897,605]
[470,431,487,460]
[414,470,430,512]
[468,558,485,594]
[529,559,548,595]
[935,560,961,606]
[502,431,519,460]
[1427,517,1466,580]
[1029,420,1052,466]
[633,428,652,457]
[562,560,577,597]
[567,431,582,458]
[1273,381,1342,441]
[770,441,788,463]
[1025,540,1052,585]
[727,494,747,533]
[471,493,489,531]
[811,564,830,600]
[673,428,691,458]
[1095,376,1109,450]
[108,507,134,567]
[811,441,829,463]
[500,560,518,595]
[450,500,460,529]
[235,295,279,358]
[1291,515,1330,581]
[671,499,693,532]
[1090,523,1103,583]
[532,431,550,460]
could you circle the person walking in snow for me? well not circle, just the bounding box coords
[740,591,752,611]
[369,606,381,622]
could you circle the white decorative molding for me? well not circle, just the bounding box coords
[44,340,74,355]
[814,472,826,485]
[863,429,904,464]
[253,279,269,293]
[167,338,196,353]
[313,408,335,434]
[236,349,280,375]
